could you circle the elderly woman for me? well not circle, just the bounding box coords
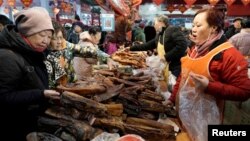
[166,8,250,141]
[0,7,60,140]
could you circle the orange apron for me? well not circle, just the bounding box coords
[177,42,233,141]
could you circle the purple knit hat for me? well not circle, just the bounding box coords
[14,7,54,36]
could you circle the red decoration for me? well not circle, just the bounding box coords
[208,0,220,6]
[224,0,235,6]
[241,0,250,6]
[184,0,197,7]
[153,0,164,6]
[21,0,33,7]
[0,0,3,7]
[7,0,16,7]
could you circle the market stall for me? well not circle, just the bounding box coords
[26,49,186,141]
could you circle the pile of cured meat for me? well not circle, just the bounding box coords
[34,63,176,141]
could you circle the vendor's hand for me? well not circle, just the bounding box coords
[162,100,174,108]
[107,58,119,70]
[189,72,209,92]
[44,90,61,100]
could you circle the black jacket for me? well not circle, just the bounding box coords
[130,26,187,77]
[225,25,241,39]
[0,25,49,140]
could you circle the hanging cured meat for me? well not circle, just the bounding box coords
[132,0,142,7]
[94,0,110,11]
[108,0,130,16]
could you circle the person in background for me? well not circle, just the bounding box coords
[45,21,112,88]
[144,24,156,42]
[0,7,60,141]
[98,30,107,52]
[0,14,13,32]
[73,26,115,80]
[229,19,250,69]
[133,22,146,44]
[225,17,242,39]
[229,19,250,56]
[143,24,157,56]
[129,15,187,78]
[67,21,85,44]
[103,33,118,55]
[131,19,141,42]
[165,8,250,141]
[64,22,72,38]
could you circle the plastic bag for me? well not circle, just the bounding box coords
[146,55,165,79]
[178,77,220,141]
[167,71,176,92]
[91,132,120,141]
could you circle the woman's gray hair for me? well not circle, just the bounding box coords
[155,15,169,26]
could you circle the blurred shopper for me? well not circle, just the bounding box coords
[144,25,156,42]
[103,33,118,55]
[229,19,250,56]
[225,17,242,39]
[0,7,60,141]
[73,26,113,80]
[166,8,250,141]
[67,21,85,44]
[133,22,146,44]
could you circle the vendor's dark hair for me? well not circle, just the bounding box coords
[195,8,224,33]
[88,26,102,35]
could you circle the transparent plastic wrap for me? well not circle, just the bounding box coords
[91,132,120,141]
[178,77,220,141]
[145,55,165,79]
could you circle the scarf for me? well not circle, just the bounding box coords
[190,30,224,58]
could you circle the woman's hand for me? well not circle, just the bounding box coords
[107,58,119,70]
[189,72,209,92]
[44,90,61,100]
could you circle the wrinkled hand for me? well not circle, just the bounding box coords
[162,100,174,108]
[44,90,61,100]
[189,72,209,92]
